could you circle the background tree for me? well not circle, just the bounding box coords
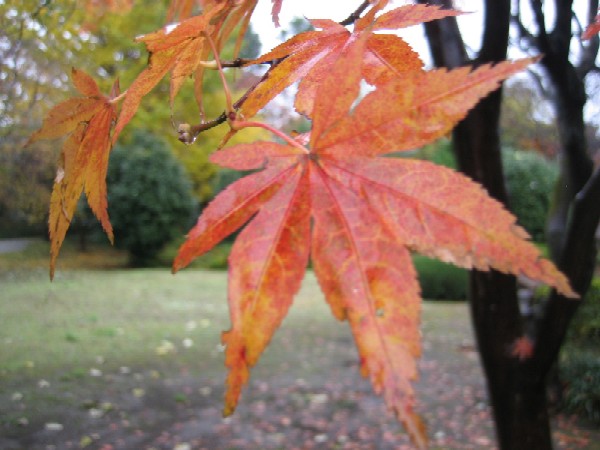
[105,130,195,265]
[0,1,91,235]
[25,1,591,448]
[0,1,265,237]
[416,0,600,448]
[500,80,560,156]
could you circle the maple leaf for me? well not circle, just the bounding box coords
[582,9,600,40]
[80,0,134,29]
[240,4,461,118]
[271,0,283,27]
[166,0,199,22]
[174,44,575,449]
[511,336,535,361]
[315,57,540,155]
[113,7,221,140]
[27,69,119,279]
[113,0,259,140]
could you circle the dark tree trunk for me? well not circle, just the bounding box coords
[530,0,596,262]
[514,0,600,402]
[415,0,600,448]
[454,94,555,448]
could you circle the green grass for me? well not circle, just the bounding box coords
[2,266,600,448]
[0,269,231,378]
[0,265,469,386]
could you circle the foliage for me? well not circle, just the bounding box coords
[560,279,600,422]
[105,131,195,265]
[502,148,559,242]
[0,141,56,231]
[560,351,600,423]
[500,80,559,157]
[413,255,468,300]
[29,2,579,448]
[566,278,600,347]
[406,138,458,169]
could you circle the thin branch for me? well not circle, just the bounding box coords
[177,113,228,144]
[525,67,552,100]
[184,0,372,144]
[340,0,371,26]
[577,0,600,77]
[528,0,550,53]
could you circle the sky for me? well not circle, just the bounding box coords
[248,0,600,125]
[250,0,485,63]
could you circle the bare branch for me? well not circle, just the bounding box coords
[577,0,600,77]
[184,0,376,144]
[340,1,371,26]
[528,0,550,53]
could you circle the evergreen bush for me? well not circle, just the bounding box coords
[502,148,558,242]
[106,131,196,264]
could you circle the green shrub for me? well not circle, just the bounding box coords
[559,278,600,423]
[560,351,600,423]
[106,131,196,265]
[502,148,558,242]
[413,255,468,300]
[567,278,600,347]
[403,138,458,169]
[159,240,232,269]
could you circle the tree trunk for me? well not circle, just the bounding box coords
[418,1,558,448]
[469,270,553,449]
[522,0,600,403]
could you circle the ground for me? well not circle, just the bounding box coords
[0,241,598,449]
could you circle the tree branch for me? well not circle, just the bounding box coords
[183,0,375,144]
[577,0,600,77]
[533,166,600,373]
[528,0,551,54]
[340,1,371,26]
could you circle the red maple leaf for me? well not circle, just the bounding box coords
[511,336,535,361]
[173,39,576,448]
[240,4,462,118]
[582,9,600,40]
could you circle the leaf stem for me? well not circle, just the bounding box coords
[204,32,234,115]
[109,90,127,104]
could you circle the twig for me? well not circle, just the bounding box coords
[186,1,373,143]
[340,0,371,26]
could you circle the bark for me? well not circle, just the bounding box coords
[518,0,600,399]
[528,0,596,261]
[416,0,599,448]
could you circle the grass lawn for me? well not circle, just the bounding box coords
[1,246,599,449]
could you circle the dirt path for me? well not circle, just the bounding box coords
[0,238,37,254]
[2,332,597,449]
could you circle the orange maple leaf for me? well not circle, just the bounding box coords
[173,39,576,449]
[582,10,600,40]
[511,336,535,360]
[113,0,259,140]
[240,4,462,118]
[27,69,119,279]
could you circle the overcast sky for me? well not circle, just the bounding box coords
[250,0,485,64]
[248,0,600,124]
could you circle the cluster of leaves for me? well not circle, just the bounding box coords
[29,1,578,447]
